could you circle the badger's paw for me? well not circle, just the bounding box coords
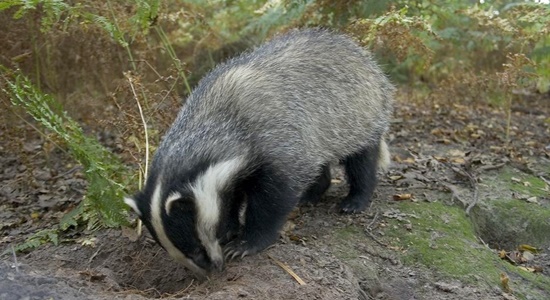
[339,196,369,214]
[223,239,262,261]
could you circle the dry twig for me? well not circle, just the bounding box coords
[267,254,306,285]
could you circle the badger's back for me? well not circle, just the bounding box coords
[160,29,394,187]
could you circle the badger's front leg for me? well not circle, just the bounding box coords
[224,165,298,260]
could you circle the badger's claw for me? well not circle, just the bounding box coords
[223,239,257,261]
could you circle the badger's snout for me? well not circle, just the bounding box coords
[190,249,224,274]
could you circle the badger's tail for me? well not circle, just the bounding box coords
[378,137,390,172]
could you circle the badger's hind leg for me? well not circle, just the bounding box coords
[224,165,298,259]
[299,164,331,205]
[340,141,381,213]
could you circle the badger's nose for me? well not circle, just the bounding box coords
[211,258,224,273]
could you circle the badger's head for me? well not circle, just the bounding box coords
[124,157,245,278]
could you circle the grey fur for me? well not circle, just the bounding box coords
[160,28,393,192]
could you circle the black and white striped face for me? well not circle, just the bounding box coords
[124,157,245,277]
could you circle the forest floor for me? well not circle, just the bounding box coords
[0,90,549,300]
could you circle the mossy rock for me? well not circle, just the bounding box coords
[470,200,550,250]
[472,166,550,250]
[381,200,550,299]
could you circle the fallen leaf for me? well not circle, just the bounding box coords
[431,128,444,136]
[389,175,403,181]
[450,157,465,164]
[393,194,412,201]
[498,250,507,259]
[403,157,416,164]
[512,193,539,204]
[517,266,536,273]
[506,251,522,264]
[448,149,465,157]
[433,156,447,162]
[525,196,538,204]
[518,244,539,253]
[500,273,511,293]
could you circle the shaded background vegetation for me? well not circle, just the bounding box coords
[0,0,549,237]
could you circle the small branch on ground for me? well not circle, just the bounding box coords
[364,211,389,248]
[448,164,479,216]
[441,182,468,208]
[11,246,20,273]
[267,254,306,285]
[476,162,506,173]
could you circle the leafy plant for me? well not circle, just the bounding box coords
[1,67,130,229]
[0,0,71,31]
[2,229,60,255]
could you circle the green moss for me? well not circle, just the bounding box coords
[495,200,550,238]
[381,200,550,299]
[332,226,362,260]
[501,263,550,299]
[470,198,550,250]
[495,166,549,198]
[382,201,503,285]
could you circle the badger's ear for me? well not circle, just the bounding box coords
[124,196,142,216]
[165,191,183,216]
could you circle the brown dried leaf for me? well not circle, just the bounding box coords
[433,156,447,162]
[506,251,522,264]
[393,194,412,201]
[403,157,416,164]
[518,244,539,253]
[500,273,511,293]
[450,157,465,164]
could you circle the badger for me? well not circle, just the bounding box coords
[124,28,394,278]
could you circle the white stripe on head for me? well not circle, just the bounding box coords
[124,196,141,216]
[190,156,245,265]
[150,180,206,277]
[165,191,182,216]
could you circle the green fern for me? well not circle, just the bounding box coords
[1,229,59,255]
[242,0,314,39]
[1,67,130,230]
[130,0,160,33]
[0,0,71,31]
